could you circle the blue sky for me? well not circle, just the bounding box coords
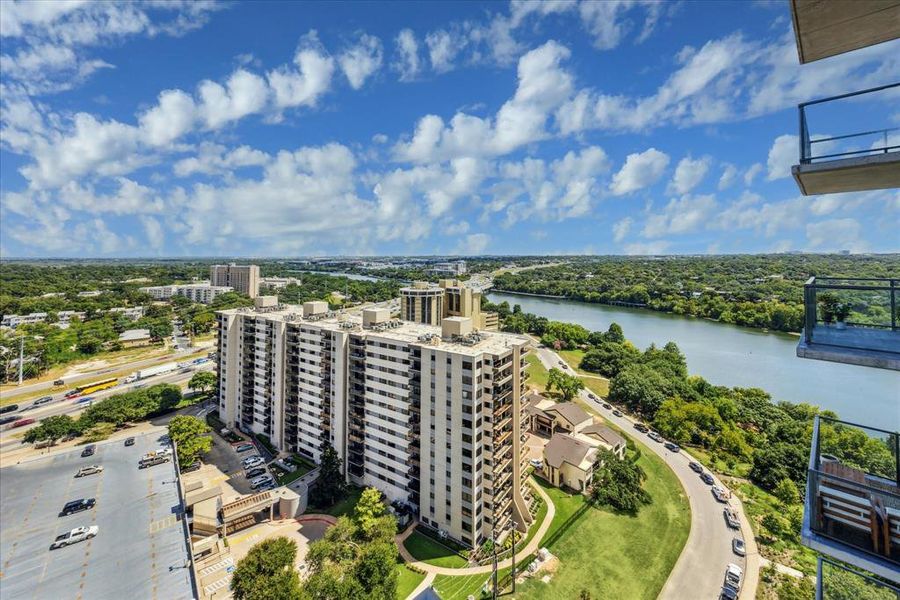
[1,0,898,258]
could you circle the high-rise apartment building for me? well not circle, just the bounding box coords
[400,279,498,331]
[217,299,532,547]
[211,264,260,298]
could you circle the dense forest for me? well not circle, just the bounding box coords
[491,254,900,333]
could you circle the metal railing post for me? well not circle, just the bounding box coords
[891,279,897,332]
[804,277,817,344]
[815,558,823,600]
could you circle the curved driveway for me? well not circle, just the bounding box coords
[533,346,758,600]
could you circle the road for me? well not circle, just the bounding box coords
[532,345,755,600]
[0,362,214,444]
[0,349,199,400]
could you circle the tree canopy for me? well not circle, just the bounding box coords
[168,415,212,466]
[590,449,651,513]
[547,368,585,401]
[231,536,302,600]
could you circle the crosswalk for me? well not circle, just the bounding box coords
[198,556,234,577]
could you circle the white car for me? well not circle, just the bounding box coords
[250,475,275,489]
[51,526,98,549]
[75,465,103,478]
[242,456,264,468]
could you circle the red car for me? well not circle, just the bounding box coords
[12,418,35,428]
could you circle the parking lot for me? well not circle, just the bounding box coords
[0,430,194,600]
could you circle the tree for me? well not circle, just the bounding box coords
[773,478,800,506]
[354,487,395,543]
[608,364,670,417]
[188,371,216,395]
[231,536,301,600]
[579,342,640,378]
[546,368,585,401]
[605,323,624,343]
[24,414,76,445]
[590,449,651,513]
[168,415,212,466]
[311,442,345,507]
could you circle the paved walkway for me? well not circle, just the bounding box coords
[532,344,761,600]
[396,478,556,578]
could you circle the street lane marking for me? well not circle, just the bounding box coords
[149,515,178,533]
[198,556,234,577]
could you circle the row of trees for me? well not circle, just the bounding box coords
[490,254,899,332]
[24,384,183,445]
[231,488,399,600]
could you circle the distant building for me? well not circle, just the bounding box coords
[429,260,467,276]
[118,328,152,348]
[211,264,260,298]
[260,276,301,289]
[107,306,145,320]
[139,283,233,304]
[77,290,103,297]
[1,312,48,328]
[399,279,498,331]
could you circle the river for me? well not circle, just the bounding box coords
[488,292,899,427]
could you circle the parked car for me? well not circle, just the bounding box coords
[723,508,741,529]
[688,461,703,473]
[587,393,597,401]
[602,403,611,410]
[712,486,731,503]
[256,481,277,492]
[647,432,664,443]
[664,442,681,452]
[235,443,255,453]
[59,498,96,517]
[245,467,267,479]
[11,418,35,428]
[75,465,103,477]
[50,526,98,549]
[719,584,739,600]
[725,563,743,589]
[242,455,264,467]
[732,538,746,556]
[124,437,135,446]
[0,415,18,425]
[139,455,170,469]
[250,475,275,489]
[182,461,201,473]
[0,403,18,414]
[612,409,623,417]
[81,444,96,457]
[32,396,54,407]
[633,423,649,433]
[529,458,543,469]
[700,472,715,485]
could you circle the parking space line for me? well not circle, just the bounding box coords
[35,461,85,589]
[204,576,230,595]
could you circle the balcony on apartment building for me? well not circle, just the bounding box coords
[816,557,899,599]
[802,416,899,582]
[791,83,900,195]
[790,0,900,64]
[796,277,900,370]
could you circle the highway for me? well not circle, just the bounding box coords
[0,361,215,445]
[533,345,756,600]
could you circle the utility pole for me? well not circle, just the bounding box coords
[18,336,24,386]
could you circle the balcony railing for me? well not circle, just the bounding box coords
[799,277,900,370]
[793,83,900,195]
[817,556,899,599]
[802,416,899,580]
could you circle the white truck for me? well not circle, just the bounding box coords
[124,362,178,384]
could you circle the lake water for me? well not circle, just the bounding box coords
[295,270,384,282]
[488,292,899,427]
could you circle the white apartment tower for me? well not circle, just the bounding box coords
[216,302,532,547]
[211,264,260,298]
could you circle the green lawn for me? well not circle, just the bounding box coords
[432,560,526,600]
[403,531,468,569]
[513,447,691,600]
[273,456,314,486]
[308,485,364,518]
[524,353,549,392]
[396,563,426,600]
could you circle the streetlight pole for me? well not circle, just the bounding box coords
[18,336,24,386]
[491,518,498,600]
[510,519,518,592]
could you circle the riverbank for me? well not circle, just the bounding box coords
[490,289,801,334]
[487,291,897,426]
